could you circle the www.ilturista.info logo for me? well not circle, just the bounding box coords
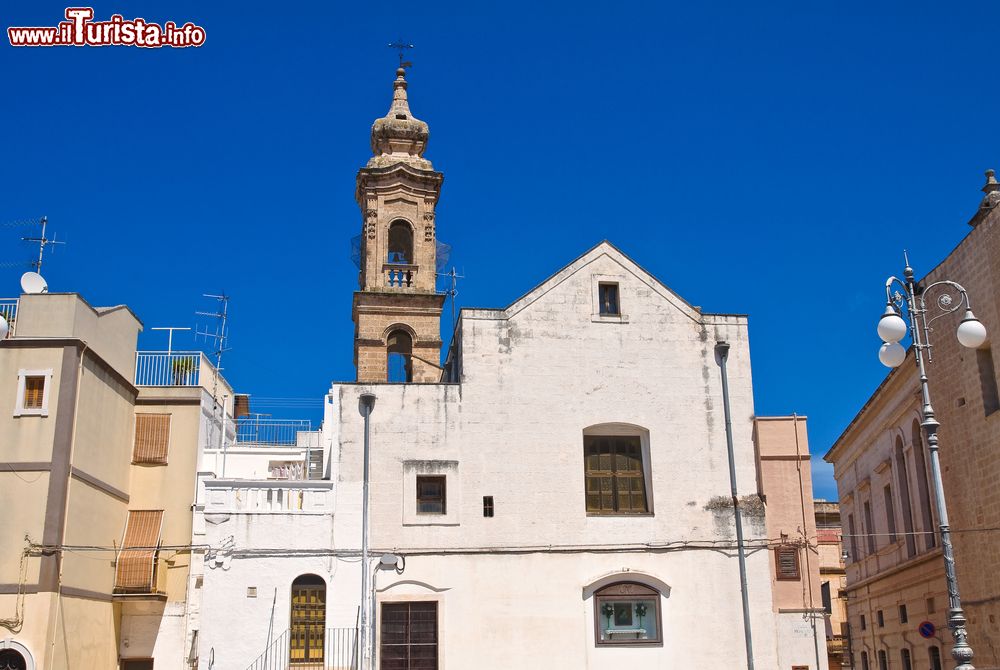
[8,8,206,48]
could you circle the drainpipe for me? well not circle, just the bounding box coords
[716,341,755,670]
[358,392,377,670]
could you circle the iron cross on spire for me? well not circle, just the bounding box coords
[388,39,414,68]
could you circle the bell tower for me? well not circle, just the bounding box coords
[352,66,445,382]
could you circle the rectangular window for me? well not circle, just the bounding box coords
[877,610,884,627]
[584,436,648,514]
[598,283,620,316]
[926,597,935,614]
[133,414,170,464]
[22,375,45,409]
[860,614,867,631]
[863,500,876,554]
[775,546,801,581]
[899,604,908,623]
[977,348,1000,416]
[821,581,832,614]
[848,514,860,561]
[901,648,912,670]
[878,650,888,670]
[380,601,438,670]
[416,476,446,515]
[482,495,494,518]
[883,485,897,544]
[115,510,163,593]
[861,651,869,670]
[595,582,661,645]
[120,661,154,670]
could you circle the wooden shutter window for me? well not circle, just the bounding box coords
[584,436,648,514]
[133,414,170,464]
[775,545,801,580]
[22,375,45,409]
[115,510,163,593]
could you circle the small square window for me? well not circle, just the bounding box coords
[899,604,908,623]
[15,369,51,417]
[483,496,494,518]
[599,283,620,316]
[417,476,446,515]
[23,375,45,409]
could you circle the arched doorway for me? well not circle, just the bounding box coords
[290,574,326,665]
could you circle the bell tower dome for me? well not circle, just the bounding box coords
[352,67,445,383]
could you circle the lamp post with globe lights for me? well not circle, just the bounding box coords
[877,254,988,670]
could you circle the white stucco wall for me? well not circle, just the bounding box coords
[327,244,783,668]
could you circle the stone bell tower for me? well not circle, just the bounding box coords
[352,66,445,383]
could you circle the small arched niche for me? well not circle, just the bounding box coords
[592,581,663,646]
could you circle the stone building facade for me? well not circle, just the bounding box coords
[815,501,849,670]
[825,170,1000,670]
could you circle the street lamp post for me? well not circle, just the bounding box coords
[358,392,377,670]
[877,254,988,670]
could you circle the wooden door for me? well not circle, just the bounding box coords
[290,577,326,664]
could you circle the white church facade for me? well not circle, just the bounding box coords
[190,65,828,670]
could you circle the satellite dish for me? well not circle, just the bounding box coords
[20,272,48,294]
[0,315,8,339]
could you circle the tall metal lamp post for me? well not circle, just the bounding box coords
[876,254,988,670]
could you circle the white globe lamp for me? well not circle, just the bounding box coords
[957,310,988,349]
[879,341,906,368]
[877,306,908,343]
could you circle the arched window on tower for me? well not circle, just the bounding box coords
[387,330,413,383]
[387,220,413,265]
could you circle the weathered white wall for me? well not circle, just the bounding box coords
[330,243,783,668]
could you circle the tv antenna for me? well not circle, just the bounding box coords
[21,216,65,274]
[436,267,464,332]
[150,326,191,355]
[196,293,232,473]
[388,39,414,68]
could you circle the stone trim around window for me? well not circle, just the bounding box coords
[14,368,53,417]
[402,460,460,526]
[591,273,629,324]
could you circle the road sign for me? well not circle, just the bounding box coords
[919,621,936,638]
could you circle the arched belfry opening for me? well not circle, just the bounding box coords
[387,220,413,265]
[387,329,414,382]
[352,65,446,383]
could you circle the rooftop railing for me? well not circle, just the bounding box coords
[236,418,312,446]
[134,351,204,386]
[0,299,17,339]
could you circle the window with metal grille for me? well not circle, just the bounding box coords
[133,414,170,464]
[599,283,620,316]
[482,496,494,518]
[22,375,45,409]
[584,435,648,514]
[416,476,445,515]
[380,601,437,670]
[775,546,800,580]
[114,510,163,593]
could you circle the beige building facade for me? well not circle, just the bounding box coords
[825,170,1000,670]
[815,501,849,670]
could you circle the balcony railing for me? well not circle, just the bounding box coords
[246,627,357,670]
[0,299,17,339]
[135,351,203,386]
[237,418,312,446]
[383,263,416,288]
[203,479,333,513]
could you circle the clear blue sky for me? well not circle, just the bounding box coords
[3,1,998,500]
